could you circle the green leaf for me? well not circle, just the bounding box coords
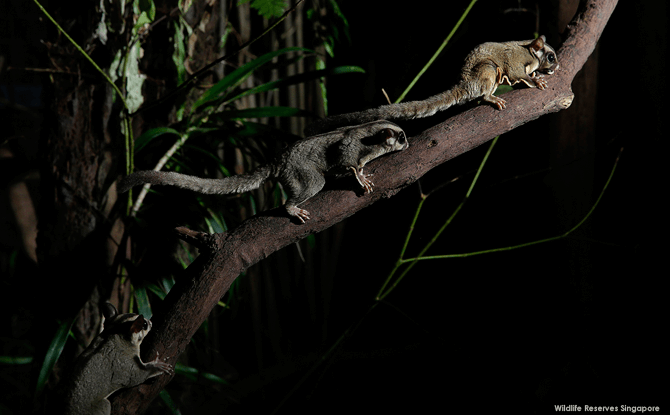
[191,47,312,113]
[329,0,349,26]
[174,362,230,385]
[316,59,328,114]
[219,23,232,51]
[239,0,288,18]
[0,356,33,364]
[159,389,182,414]
[35,317,74,396]
[206,208,227,233]
[216,106,312,119]
[138,0,156,21]
[135,11,152,28]
[134,286,152,319]
[146,282,167,300]
[172,18,188,87]
[134,127,182,153]
[225,65,364,104]
[323,40,334,58]
[180,140,233,172]
[161,275,176,294]
[327,65,364,75]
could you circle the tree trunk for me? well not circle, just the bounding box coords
[36,1,126,346]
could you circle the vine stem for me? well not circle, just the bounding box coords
[375,0,481,301]
[398,147,624,262]
[394,0,478,103]
[32,0,135,178]
[32,0,128,109]
[376,136,498,301]
[129,132,190,216]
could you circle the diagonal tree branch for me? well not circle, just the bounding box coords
[112,0,618,412]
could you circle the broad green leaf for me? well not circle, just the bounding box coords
[146,282,167,300]
[138,0,156,21]
[134,127,182,153]
[159,389,182,414]
[179,0,192,13]
[225,65,364,104]
[177,240,196,265]
[258,53,307,73]
[273,183,284,208]
[239,0,288,19]
[192,47,312,113]
[329,0,348,23]
[180,142,232,170]
[135,11,152,28]
[35,317,74,396]
[216,106,312,119]
[0,356,32,364]
[327,65,363,75]
[219,22,232,51]
[323,40,334,58]
[247,192,257,215]
[134,286,152,319]
[161,275,176,293]
[206,208,227,233]
[316,59,328,114]
[175,362,230,385]
[204,215,224,234]
[203,216,215,234]
[172,20,187,82]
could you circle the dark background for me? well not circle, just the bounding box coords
[0,1,664,414]
[308,1,665,412]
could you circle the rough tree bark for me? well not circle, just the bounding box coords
[36,1,127,347]
[111,0,618,412]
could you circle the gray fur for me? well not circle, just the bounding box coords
[119,120,408,222]
[119,167,271,195]
[62,303,172,415]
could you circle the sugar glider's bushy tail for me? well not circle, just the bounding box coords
[305,83,472,136]
[118,166,272,195]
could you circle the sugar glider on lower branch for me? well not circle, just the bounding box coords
[305,35,559,136]
[61,303,173,415]
[119,120,408,223]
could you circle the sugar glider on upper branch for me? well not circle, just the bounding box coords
[305,35,559,136]
[119,120,408,223]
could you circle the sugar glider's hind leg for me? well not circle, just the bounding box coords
[281,169,327,223]
[478,65,507,110]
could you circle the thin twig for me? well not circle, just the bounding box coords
[398,147,623,262]
[129,132,190,216]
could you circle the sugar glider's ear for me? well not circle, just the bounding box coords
[101,302,118,320]
[130,316,147,334]
[529,35,546,53]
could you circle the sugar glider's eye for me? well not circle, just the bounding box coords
[547,53,556,63]
[362,128,393,146]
